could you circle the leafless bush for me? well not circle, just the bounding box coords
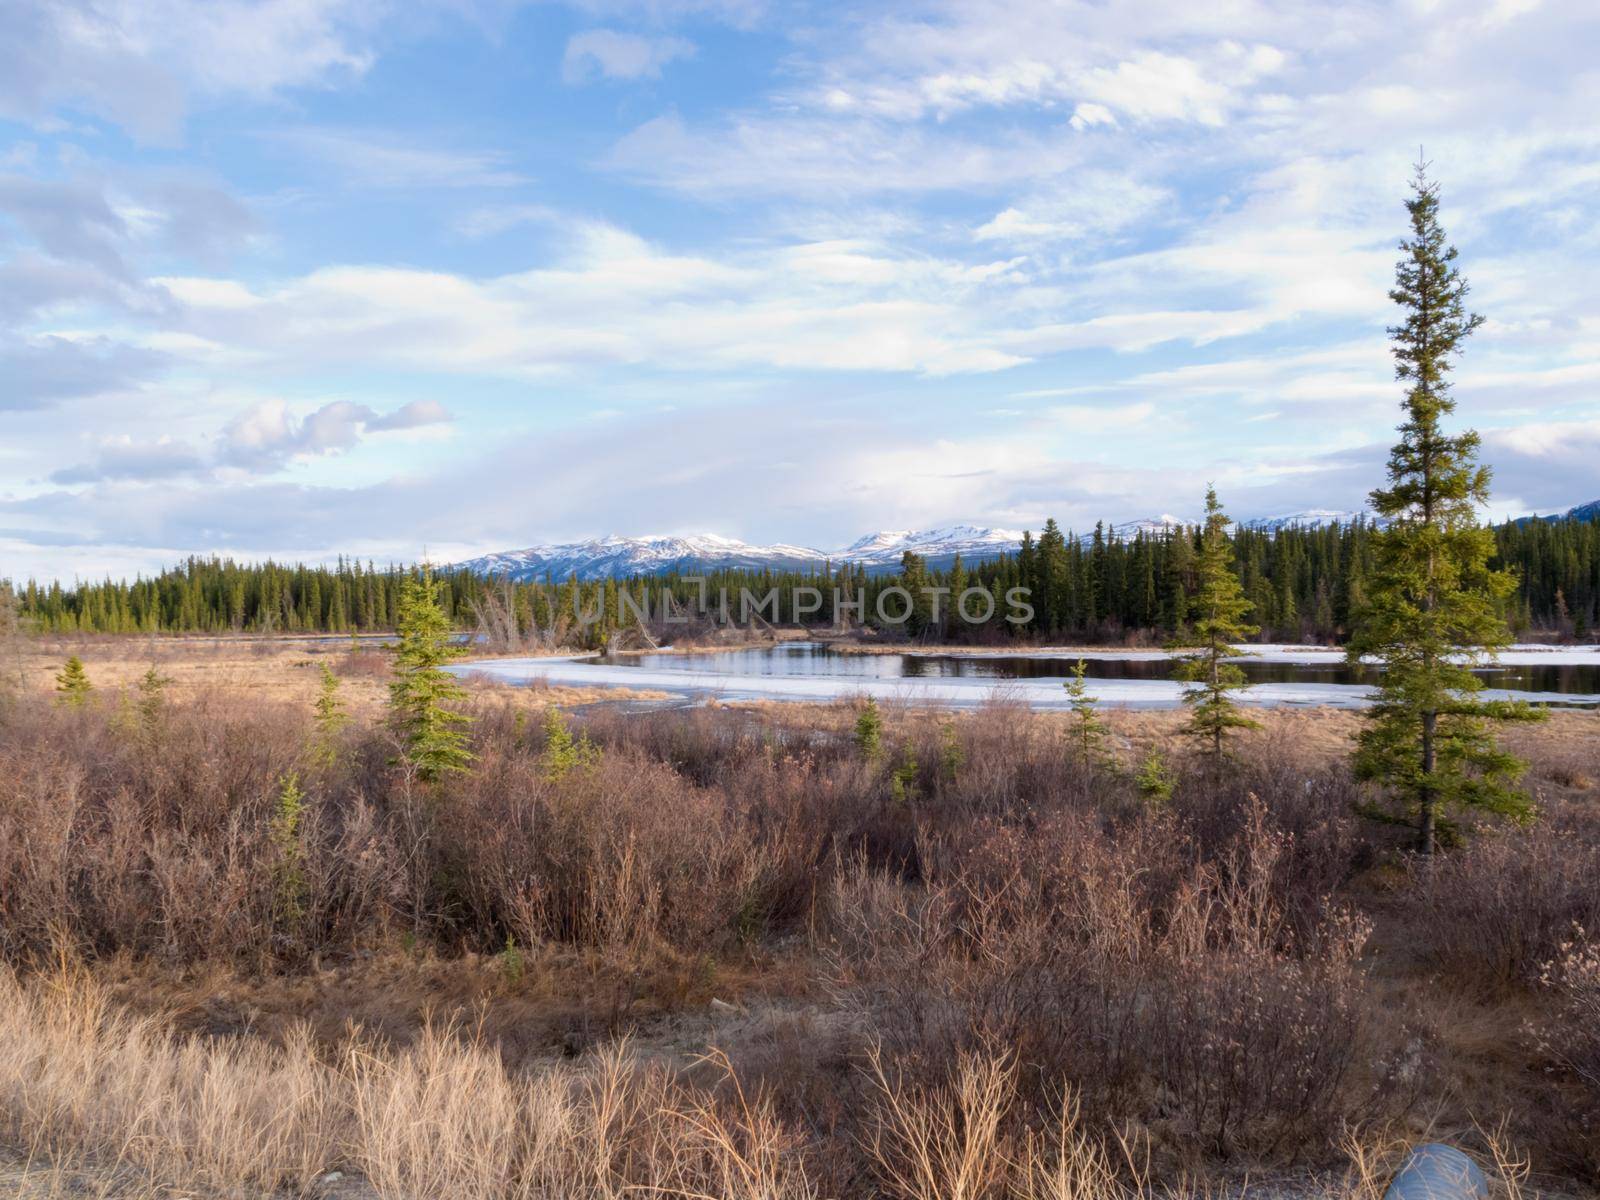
[1409,818,1600,989]
[829,801,1389,1160]
[334,645,393,678]
[1536,936,1600,1176]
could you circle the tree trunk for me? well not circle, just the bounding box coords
[1418,708,1437,854]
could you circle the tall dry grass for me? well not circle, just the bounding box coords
[0,964,820,1199]
[7,964,1548,1200]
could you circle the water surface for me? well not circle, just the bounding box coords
[457,641,1600,710]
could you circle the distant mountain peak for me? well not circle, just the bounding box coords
[456,527,1025,581]
[457,503,1596,582]
[1244,508,1370,531]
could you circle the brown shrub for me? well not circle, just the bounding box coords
[1408,817,1600,990]
[827,801,1391,1161]
[1536,937,1600,1177]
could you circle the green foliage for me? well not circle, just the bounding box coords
[854,698,883,761]
[497,934,526,985]
[1174,488,1261,764]
[1063,658,1111,775]
[938,720,964,781]
[540,705,598,780]
[1135,752,1175,806]
[136,665,172,728]
[1349,166,1546,854]
[311,663,349,767]
[0,580,22,699]
[55,656,92,707]
[269,772,308,928]
[388,567,474,782]
[889,750,919,804]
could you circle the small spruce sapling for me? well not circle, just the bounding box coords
[854,698,884,762]
[311,663,349,766]
[55,656,92,707]
[1135,752,1176,807]
[938,720,964,782]
[498,934,526,985]
[1063,658,1111,785]
[269,773,308,929]
[890,750,919,805]
[541,705,597,780]
[136,665,172,728]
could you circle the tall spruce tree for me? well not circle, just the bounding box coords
[1175,487,1260,765]
[388,566,474,781]
[1348,165,1542,854]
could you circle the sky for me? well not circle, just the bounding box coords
[3,0,1600,582]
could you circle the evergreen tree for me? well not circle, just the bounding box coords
[1063,658,1111,783]
[889,749,919,804]
[938,719,964,781]
[540,705,597,780]
[388,567,474,781]
[1175,487,1260,765]
[1161,527,1195,636]
[56,656,93,707]
[1037,520,1070,634]
[854,697,884,761]
[269,772,308,929]
[898,550,933,637]
[311,663,348,766]
[1349,165,1543,854]
[1135,751,1175,807]
[0,580,21,697]
[136,665,172,727]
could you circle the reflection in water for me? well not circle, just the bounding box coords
[596,642,1600,697]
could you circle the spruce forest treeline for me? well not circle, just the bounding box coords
[12,512,1599,642]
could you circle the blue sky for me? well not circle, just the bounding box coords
[3,0,1599,581]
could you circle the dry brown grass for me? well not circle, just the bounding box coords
[14,634,670,716]
[0,964,822,1200]
[6,964,1554,1200]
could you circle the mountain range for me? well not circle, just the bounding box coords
[457,502,1597,582]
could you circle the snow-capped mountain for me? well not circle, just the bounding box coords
[457,534,830,582]
[836,525,1024,572]
[1102,515,1189,540]
[1518,499,1600,524]
[458,527,1027,581]
[1243,508,1371,531]
[460,502,1591,583]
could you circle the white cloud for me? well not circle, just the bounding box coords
[1069,103,1115,130]
[50,435,206,484]
[217,398,453,470]
[562,29,694,82]
[454,204,559,238]
[607,112,1094,199]
[974,171,1167,243]
[0,0,382,141]
[1044,401,1158,435]
[152,222,1038,376]
[269,129,529,189]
